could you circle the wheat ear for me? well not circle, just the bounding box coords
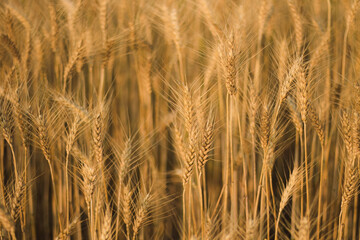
[132,193,151,240]
[0,205,16,239]
[100,204,112,240]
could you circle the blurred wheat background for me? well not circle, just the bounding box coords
[0,0,359,239]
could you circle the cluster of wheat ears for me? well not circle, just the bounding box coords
[0,0,360,239]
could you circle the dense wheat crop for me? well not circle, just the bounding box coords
[1,0,360,239]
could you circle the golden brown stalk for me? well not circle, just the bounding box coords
[310,104,325,239]
[247,82,259,214]
[177,86,198,237]
[36,114,63,232]
[65,115,80,231]
[80,155,96,239]
[197,116,214,238]
[258,98,277,236]
[95,190,105,229]
[223,35,238,232]
[248,80,258,207]
[114,138,132,240]
[297,65,310,216]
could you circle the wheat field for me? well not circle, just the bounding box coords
[0,0,359,239]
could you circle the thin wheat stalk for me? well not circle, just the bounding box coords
[65,115,80,233]
[297,66,310,217]
[36,114,63,232]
